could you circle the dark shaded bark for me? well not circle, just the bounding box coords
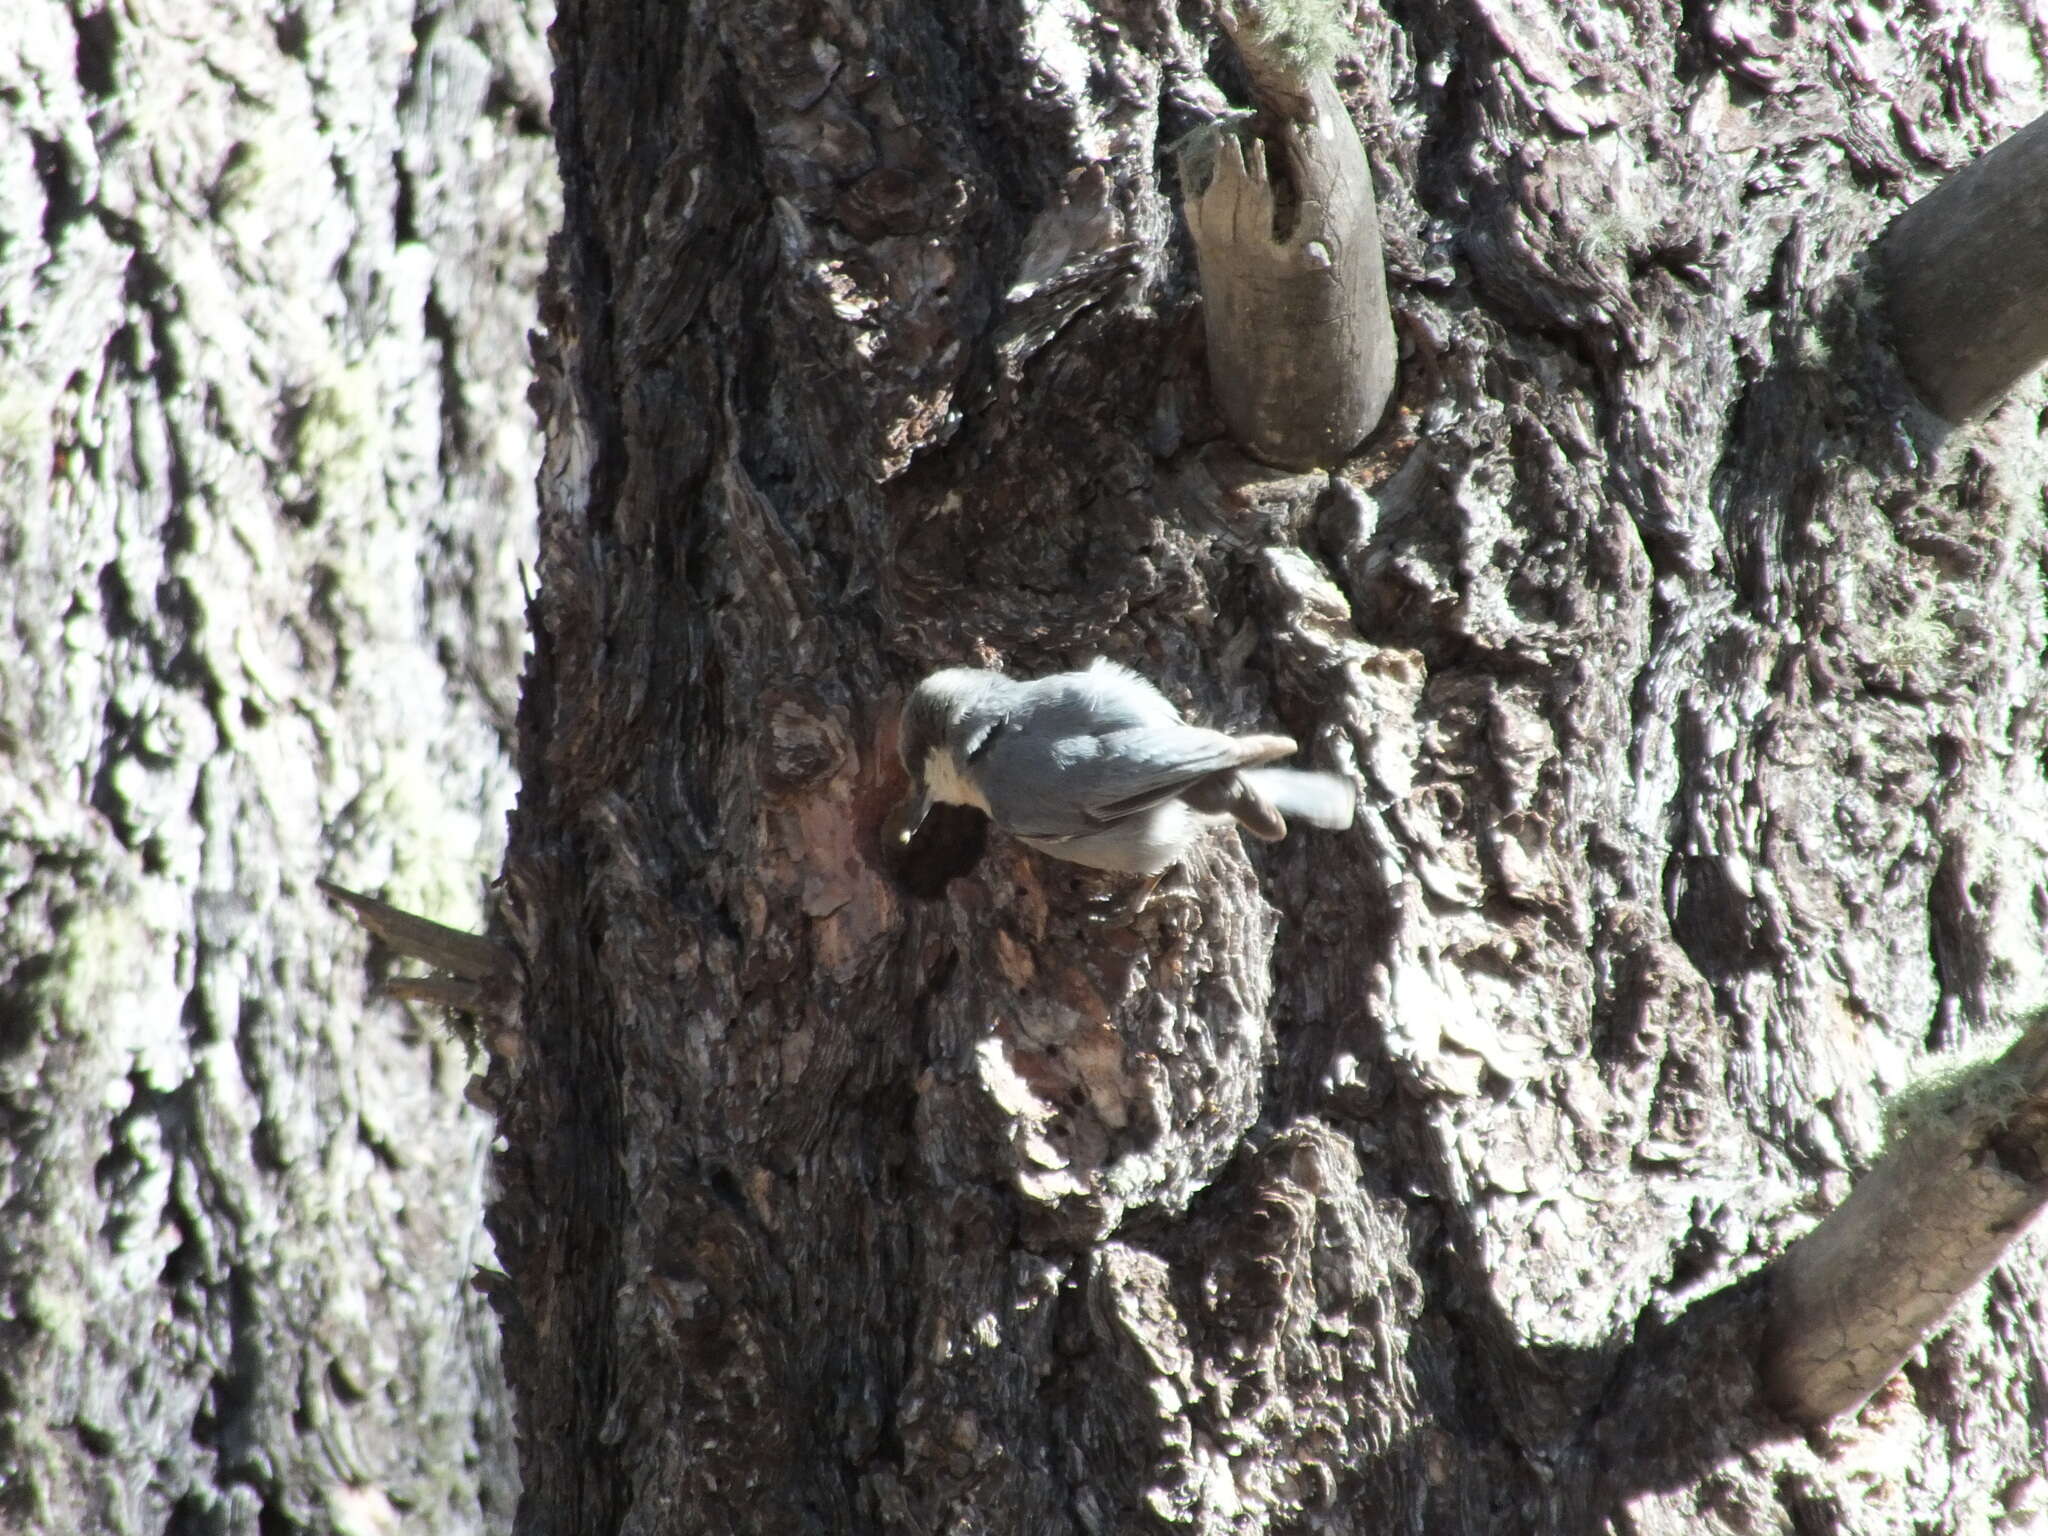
[501,0,2048,1532]
[0,0,553,1529]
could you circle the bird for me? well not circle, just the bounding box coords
[892,659,1353,877]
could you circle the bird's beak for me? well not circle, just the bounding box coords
[891,782,934,846]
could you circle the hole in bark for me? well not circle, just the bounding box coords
[0,952,52,1057]
[30,133,82,244]
[889,802,988,899]
[1661,1224,1718,1291]
[327,1357,370,1405]
[706,1165,745,1212]
[160,1220,200,1293]
[392,151,418,244]
[1261,130,1299,242]
[73,8,120,98]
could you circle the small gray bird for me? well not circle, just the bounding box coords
[893,659,1354,876]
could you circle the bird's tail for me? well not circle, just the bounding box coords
[1238,768,1356,835]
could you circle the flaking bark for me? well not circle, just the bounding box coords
[0,0,551,1528]
[503,0,2048,1530]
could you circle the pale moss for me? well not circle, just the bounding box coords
[278,358,386,512]
[48,900,163,1030]
[294,362,383,485]
[0,385,53,456]
[1236,0,1350,77]
[1882,1024,2029,1148]
[1879,609,1955,673]
[22,1273,87,1355]
[0,384,57,497]
[211,140,268,213]
[1864,587,1956,679]
[1575,208,1658,269]
[1172,116,1251,199]
[356,749,496,935]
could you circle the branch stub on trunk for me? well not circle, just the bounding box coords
[1179,67,1396,470]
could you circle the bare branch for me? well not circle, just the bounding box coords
[318,877,518,983]
[1876,110,2048,422]
[384,975,491,1011]
[1763,1018,2048,1424]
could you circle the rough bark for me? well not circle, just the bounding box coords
[0,0,554,1529]
[502,0,2048,1533]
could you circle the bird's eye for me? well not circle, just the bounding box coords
[966,718,1006,761]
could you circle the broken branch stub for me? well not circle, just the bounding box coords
[319,877,516,982]
[1762,1018,2048,1425]
[1179,69,1396,471]
[1876,109,2048,423]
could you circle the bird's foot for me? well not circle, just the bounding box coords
[1084,869,1198,931]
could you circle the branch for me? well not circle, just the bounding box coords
[1875,110,2048,422]
[1178,9,1396,469]
[1763,1017,2048,1424]
[318,875,520,1017]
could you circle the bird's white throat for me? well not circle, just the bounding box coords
[923,748,991,813]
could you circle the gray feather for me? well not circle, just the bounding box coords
[1074,728,1297,823]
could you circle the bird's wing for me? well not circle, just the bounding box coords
[1066,727,1297,824]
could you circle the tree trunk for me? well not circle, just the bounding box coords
[0,0,552,1528]
[501,0,2048,1532]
